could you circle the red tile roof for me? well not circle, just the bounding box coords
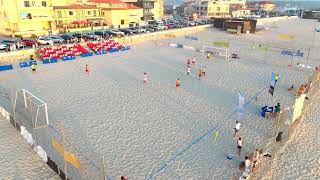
[53,4,98,9]
[127,4,142,9]
[102,7,128,10]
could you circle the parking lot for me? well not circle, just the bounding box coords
[0,18,214,53]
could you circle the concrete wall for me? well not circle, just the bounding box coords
[0,49,35,64]
[257,16,299,25]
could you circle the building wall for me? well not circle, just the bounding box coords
[198,2,229,17]
[0,0,57,37]
[103,9,130,28]
[128,9,143,25]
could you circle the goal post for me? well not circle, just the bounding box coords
[14,89,49,129]
[202,46,230,60]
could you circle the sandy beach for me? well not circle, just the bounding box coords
[0,18,319,179]
[0,116,59,179]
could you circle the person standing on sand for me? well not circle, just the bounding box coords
[176,78,181,88]
[31,62,37,72]
[187,59,191,66]
[202,66,206,77]
[85,64,89,73]
[143,72,148,84]
[275,73,279,84]
[245,156,252,170]
[234,121,241,137]
[237,137,243,156]
[187,66,191,75]
[192,56,196,64]
[198,69,202,80]
[121,176,127,180]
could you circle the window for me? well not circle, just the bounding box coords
[101,12,105,16]
[69,11,73,16]
[93,10,96,16]
[24,1,30,7]
[217,7,221,11]
[121,19,124,25]
[57,11,62,18]
[204,7,207,11]
[41,1,47,7]
[87,11,91,15]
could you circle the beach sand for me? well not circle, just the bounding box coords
[0,18,318,179]
[0,116,59,179]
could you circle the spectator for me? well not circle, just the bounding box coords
[274,103,281,116]
[245,156,251,169]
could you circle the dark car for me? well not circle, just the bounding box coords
[59,34,77,43]
[118,28,134,35]
[128,27,139,34]
[105,30,120,37]
[20,39,39,47]
[94,31,110,38]
[1,40,26,48]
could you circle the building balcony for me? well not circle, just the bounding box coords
[86,16,104,19]
[55,16,104,21]
[20,16,55,21]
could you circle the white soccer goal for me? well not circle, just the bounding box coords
[202,46,230,60]
[14,89,49,129]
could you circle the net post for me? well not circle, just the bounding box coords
[23,89,28,108]
[45,103,49,125]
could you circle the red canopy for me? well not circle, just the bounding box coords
[72,20,89,24]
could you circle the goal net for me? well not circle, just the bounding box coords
[202,46,230,60]
[14,89,49,131]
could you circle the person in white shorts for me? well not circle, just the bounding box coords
[187,66,191,75]
[143,72,148,84]
[237,137,243,156]
[234,121,241,137]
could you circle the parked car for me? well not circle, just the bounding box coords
[59,34,77,43]
[157,25,168,30]
[36,37,54,45]
[146,25,158,31]
[84,33,101,40]
[194,20,206,25]
[94,31,110,38]
[1,39,26,48]
[142,26,155,32]
[72,33,86,39]
[104,30,119,37]
[110,29,125,36]
[118,28,134,35]
[20,39,39,47]
[49,36,65,43]
[0,43,7,50]
[166,24,174,29]
[188,21,196,26]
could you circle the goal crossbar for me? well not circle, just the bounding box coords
[14,89,49,128]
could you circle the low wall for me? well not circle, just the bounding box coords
[257,16,299,25]
[0,49,35,65]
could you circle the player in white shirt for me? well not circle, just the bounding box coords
[143,72,147,84]
[234,121,241,137]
